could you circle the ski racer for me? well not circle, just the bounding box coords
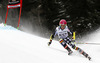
[48,19,91,60]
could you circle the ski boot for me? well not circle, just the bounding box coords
[86,54,91,60]
[68,50,73,55]
[87,56,91,60]
[66,47,73,55]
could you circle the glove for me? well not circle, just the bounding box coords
[71,37,75,42]
[48,40,52,46]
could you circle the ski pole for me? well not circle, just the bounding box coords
[76,42,100,45]
[72,32,100,45]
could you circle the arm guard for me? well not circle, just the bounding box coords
[50,29,56,41]
[50,34,55,41]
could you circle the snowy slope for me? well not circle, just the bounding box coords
[0,23,100,63]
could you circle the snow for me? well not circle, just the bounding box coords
[0,23,100,63]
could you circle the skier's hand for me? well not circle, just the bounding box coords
[71,37,75,41]
[48,41,52,46]
[72,39,75,42]
[71,37,75,43]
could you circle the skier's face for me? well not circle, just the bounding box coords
[61,25,65,30]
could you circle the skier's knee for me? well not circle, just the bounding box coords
[72,46,79,50]
[59,39,63,43]
[74,47,80,50]
[72,45,76,49]
[59,39,66,47]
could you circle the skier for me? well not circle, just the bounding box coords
[48,19,91,60]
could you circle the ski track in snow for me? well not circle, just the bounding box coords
[0,23,100,63]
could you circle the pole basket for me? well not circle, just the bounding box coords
[5,0,22,29]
